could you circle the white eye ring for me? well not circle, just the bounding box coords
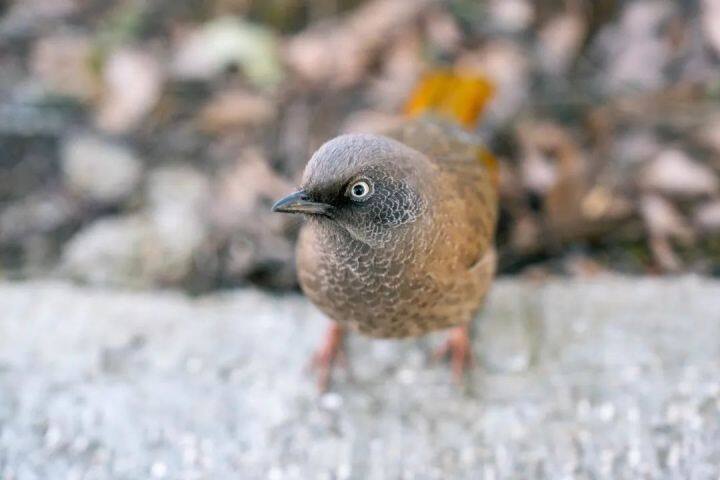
[349,180,372,201]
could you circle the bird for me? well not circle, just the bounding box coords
[272,71,499,389]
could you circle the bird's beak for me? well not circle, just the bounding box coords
[271,190,333,217]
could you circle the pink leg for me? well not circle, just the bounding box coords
[434,325,474,384]
[309,322,346,392]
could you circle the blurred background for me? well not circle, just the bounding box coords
[2,1,720,478]
[1,0,719,292]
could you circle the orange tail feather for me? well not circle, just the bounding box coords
[404,69,494,129]
[405,69,499,188]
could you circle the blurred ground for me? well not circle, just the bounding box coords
[1,0,719,291]
[1,277,719,479]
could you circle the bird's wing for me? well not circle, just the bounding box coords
[385,117,499,267]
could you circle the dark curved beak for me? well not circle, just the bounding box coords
[271,190,333,217]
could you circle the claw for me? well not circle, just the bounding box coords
[433,325,474,384]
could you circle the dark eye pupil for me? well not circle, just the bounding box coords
[353,184,365,196]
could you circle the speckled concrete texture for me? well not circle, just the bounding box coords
[1,277,719,479]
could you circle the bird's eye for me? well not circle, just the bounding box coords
[348,180,372,201]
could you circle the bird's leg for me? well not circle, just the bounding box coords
[434,324,474,383]
[309,322,346,391]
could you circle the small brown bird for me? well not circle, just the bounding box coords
[273,72,499,388]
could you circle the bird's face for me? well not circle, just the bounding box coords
[272,134,430,247]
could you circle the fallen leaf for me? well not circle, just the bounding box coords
[640,194,695,271]
[210,148,294,232]
[538,12,586,75]
[488,0,534,32]
[456,41,530,124]
[199,90,276,133]
[342,110,405,134]
[285,0,435,87]
[510,211,542,253]
[96,48,164,133]
[702,0,720,55]
[31,33,98,101]
[640,149,719,197]
[693,199,720,234]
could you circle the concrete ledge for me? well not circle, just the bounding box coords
[1,277,719,478]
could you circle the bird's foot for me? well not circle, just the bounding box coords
[433,325,474,384]
[308,323,346,392]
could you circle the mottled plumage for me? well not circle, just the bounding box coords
[275,117,498,338]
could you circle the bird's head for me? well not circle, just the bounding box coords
[272,133,432,247]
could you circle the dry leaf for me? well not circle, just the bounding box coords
[211,148,294,232]
[538,13,586,75]
[96,48,164,133]
[510,212,542,253]
[641,149,719,197]
[696,115,720,157]
[641,194,694,271]
[702,0,720,55]
[199,90,276,133]
[342,110,405,134]
[424,9,462,53]
[456,41,530,123]
[211,149,298,288]
[368,29,425,111]
[641,194,694,241]
[488,0,534,32]
[285,0,435,87]
[31,33,98,101]
[694,199,720,234]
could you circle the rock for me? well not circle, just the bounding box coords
[146,164,210,214]
[144,166,211,281]
[172,17,282,88]
[62,165,211,287]
[61,134,143,203]
[61,214,156,287]
[0,192,80,243]
[641,149,719,198]
[95,48,164,134]
[61,212,207,288]
[30,33,98,101]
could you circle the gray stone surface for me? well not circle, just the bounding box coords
[0,277,719,479]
